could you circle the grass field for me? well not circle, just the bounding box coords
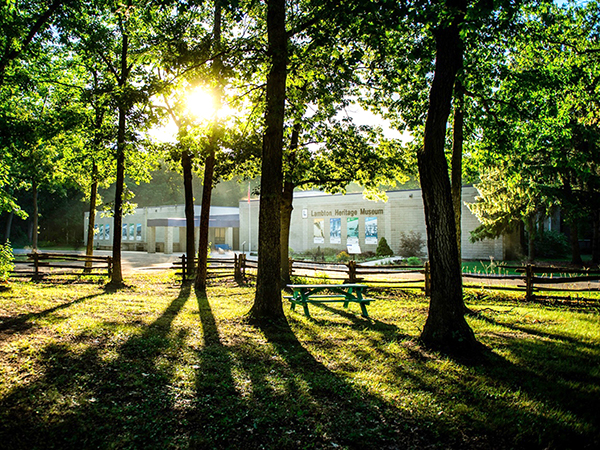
[1,273,598,449]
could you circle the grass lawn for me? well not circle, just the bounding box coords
[0,273,598,449]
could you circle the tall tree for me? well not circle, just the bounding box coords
[248,0,287,322]
[196,0,224,290]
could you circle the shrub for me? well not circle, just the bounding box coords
[404,256,422,266]
[398,231,425,258]
[376,237,394,257]
[534,231,569,259]
[0,241,14,283]
[336,251,350,262]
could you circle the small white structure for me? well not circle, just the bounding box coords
[84,205,239,254]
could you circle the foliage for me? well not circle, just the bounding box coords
[404,256,422,266]
[534,231,570,259]
[336,250,350,262]
[0,274,598,449]
[0,241,14,282]
[375,236,394,257]
[397,231,426,258]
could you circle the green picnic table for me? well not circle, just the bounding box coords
[285,284,373,318]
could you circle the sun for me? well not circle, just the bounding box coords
[186,87,217,121]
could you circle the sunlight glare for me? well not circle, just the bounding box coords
[186,87,217,121]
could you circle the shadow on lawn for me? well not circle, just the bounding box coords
[1,284,598,449]
[0,284,193,448]
[0,293,102,337]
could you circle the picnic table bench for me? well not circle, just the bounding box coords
[285,284,373,318]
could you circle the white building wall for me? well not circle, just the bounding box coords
[238,186,507,260]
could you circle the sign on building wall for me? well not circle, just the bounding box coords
[98,224,104,240]
[129,224,135,240]
[104,224,110,240]
[347,217,359,244]
[313,219,325,244]
[365,216,378,244]
[122,224,128,239]
[330,218,341,244]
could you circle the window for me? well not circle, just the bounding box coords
[214,228,226,244]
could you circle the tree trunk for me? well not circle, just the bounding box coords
[32,179,38,250]
[4,211,14,243]
[109,20,129,288]
[196,148,215,290]
[84,165,98,272]
[248,0,287,323]
[592,208,600,265]
[280,124,300,285]
[569,220,583,265]
[182,150,196,278]
[526,214,536,262]
[417,0,478,355]
[195,0,222,291]
[451,82,464,265]
[109,105,126,287]
[280,180,294,285]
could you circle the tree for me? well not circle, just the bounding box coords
[66,0,164,286]
[0,0,67,85]
[248,0,287,322]
[467,1,600,265]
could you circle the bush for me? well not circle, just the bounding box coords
[404,256,422,266]
[0,241,14,283]
[534,231,569,259]
[336,251,350,262]
[376,237,394,257]
[398,231,425,258]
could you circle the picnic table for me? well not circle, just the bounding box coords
[285,284,373,318]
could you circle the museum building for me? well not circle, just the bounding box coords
[84,186,515,260]
[84,205,240,253]
[239,185,514,260]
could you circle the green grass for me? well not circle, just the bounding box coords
[1,273,599,449]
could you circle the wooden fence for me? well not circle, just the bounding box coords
[174,255,600,301]
[172,254,257,283]
[12,252,112,280]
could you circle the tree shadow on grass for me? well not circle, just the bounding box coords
[0,293,103,337]
[0,283,193,449]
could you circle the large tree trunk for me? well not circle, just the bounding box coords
[418,0,478,355]
[248,0,287,322]
[84,165,98,272]
[451,82,464,265]
[195,0,222,291]
[182,150,196,278]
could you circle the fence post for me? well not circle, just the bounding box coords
[240,253,246,279]
[107,256,113,279]
[347,260,357,283]
[525,264,534,301]
[424,261,431,296]
[181,254,187,284]
[288,258,293,280]
[33,252,40,281]
[234,254,242,282]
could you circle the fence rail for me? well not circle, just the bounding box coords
[11,252,112,280]
[171,255,599,301]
